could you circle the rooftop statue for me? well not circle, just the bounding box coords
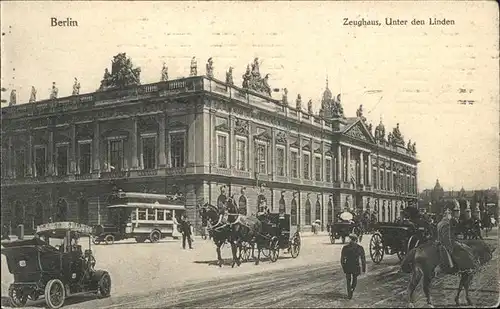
[296,94,302,110]
[226,67,234,85]
[331,94,345,118]
[391,123,405,146]
[356,104,367,122]
[50,82,58,99]
[29,86,37,103]
[282,88,288,105]
[367,123,373,134]
[98,53,142,91]
[375,119,386,141]
[72,77,81,95]
[307,99,313,114]
[190,56,197,76]
[241,57,272,97]
[407,139,412,151]
[412,142,417,153]
[206,57,214,78]
[161,62,169,81]
[9,89,16,106]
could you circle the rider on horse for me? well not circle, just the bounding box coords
[436,200,481,275]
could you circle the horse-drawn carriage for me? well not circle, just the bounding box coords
[239,213,301,263]
[327,211,363,244]
[1,222,111,308]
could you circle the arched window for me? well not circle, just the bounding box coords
[279,197,286,215]
[305,200,312,225]
[291,199,298,225]
[315,200,321,221]
[34,201,44,227]
[327,200,333,223]
[78,197,89,224]
[381,204,386,223]
[238,196,247,215]
[56,199,68,222]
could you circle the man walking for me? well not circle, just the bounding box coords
[180,215,193,249]
[341,233,366,299]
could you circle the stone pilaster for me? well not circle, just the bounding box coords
[360,152,364,186]
[27,133,33,176]
[337,144,342,182]
[47,130,54,176]
[131,117,139,170]
[70,124,77,174]
[346,147,351,184]
[158,114,166,167]
[367,154,372,186]
[92,121,100,172]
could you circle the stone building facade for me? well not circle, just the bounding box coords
[1,55,420,234]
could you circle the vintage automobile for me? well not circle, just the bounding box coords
[1,222,111,308]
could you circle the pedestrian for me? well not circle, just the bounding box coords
[341,233,366,299]
[180,215,193,249]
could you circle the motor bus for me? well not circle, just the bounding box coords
[93,191,185,245]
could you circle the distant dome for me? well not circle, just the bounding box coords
[434,179,443,191]
[321,77,332,103]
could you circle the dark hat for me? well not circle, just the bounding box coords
[348,233,358,241]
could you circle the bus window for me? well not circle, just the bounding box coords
[157,210,165,221]
[147,209,156,221]
[130,210,137,221]
[138,209,147,220]
[165,211,172,221]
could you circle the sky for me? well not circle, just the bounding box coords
[1,1,499,191]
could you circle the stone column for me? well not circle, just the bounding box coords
[367,154,372,186]
[131,117,139,170]
[27,133,33,176]
[360,152,364,186]
[271,128,276,177]
[92,121,100,172]
[337,144,342,182]
[70,124,77,174]
[297,134,302,178]
[321,141,325,182]
[346,147,351,184]
[158,114,166,167]
[229,115,234,169]
[47,129,54,176]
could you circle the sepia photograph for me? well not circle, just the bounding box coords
[1,1,499,308]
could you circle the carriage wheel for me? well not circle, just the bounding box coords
[44,279,66,309]
[290,232,301,258]
[269,237,280,262]
[8,285,28,307]
[260,245,271,258]
[149,230,161,243]
[369,233,384,264]
[329,232,336,244]
[93,237,101,245]
[104,234,115,245]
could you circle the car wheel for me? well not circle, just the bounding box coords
[44,279,66,309]
[149,230,161,243]
[97,271,112,298]
[8,286,28,307]
[93,237,101,245]
[104,234,115,245]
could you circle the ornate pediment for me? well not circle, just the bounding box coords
[167,121,186,129]
[325,149,333,157]
[276,131,287,145]
[289,140,299,148]
[234,119,249,135]
[343,121,374,143]
[314,147,322,154]
[254,131,271,141]
[215,122,230,132]
[302,144,311,152]
[101,128,130,139]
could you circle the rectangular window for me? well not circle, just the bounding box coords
[380,170,384,190]
[78,143,92,175]
[325,158,332,182]
[138,209,146,220]
[56,145,68,176]
[157,210,165,221]
[291,151,298,178]
[142,137,156,170]
[236,139,246,171]
[34,147,46,177]
[107,140,124,171]
[217,134,228,168]
[14,149,25,178]
[393,173,397,192]
[256,143,266,174]
[314,156,321,181]
[303,153,310,179]
[147,209,156,221]
[373,168,378,189]
[276,147,285,176]
[170,132,185,168]
[387,171,391,191]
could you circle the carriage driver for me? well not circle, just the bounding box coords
[435,201,481,276]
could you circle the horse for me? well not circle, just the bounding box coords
[224,196,267,266]
[197,202,239,267]
[400,239,496,307]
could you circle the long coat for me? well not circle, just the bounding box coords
[341,243,366,275]
[437,217,480,271]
